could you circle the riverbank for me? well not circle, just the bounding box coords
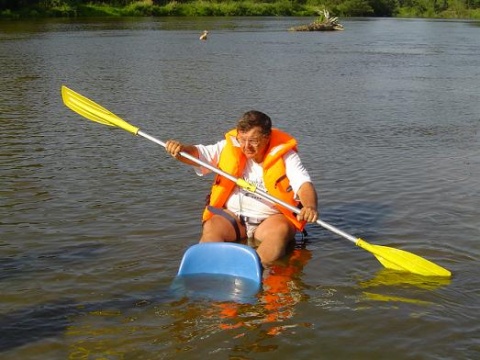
[1,1,480,20]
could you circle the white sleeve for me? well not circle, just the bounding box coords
[193,140,226,176]
[284,150,312,195]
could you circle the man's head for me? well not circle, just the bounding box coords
[236,110,272,162]
[237,110,272,136]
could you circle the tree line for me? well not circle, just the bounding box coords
[1,0,479,19]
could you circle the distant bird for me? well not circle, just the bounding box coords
[199,30,208,41]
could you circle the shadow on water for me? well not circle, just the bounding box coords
[0,248,313,353]
[0,246,453,354]
[0,242,134,351]
[0,202,396,352]
[0,291,175,352]
[0,299,75,351]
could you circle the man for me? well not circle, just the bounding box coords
[165,110,318,265]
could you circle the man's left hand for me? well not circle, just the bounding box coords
[297,206,318,223]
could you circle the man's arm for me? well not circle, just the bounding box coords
[296,182,318,223]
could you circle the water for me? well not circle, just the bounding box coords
[1,17,479,359]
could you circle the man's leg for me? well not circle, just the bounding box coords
[254,214,296,265]
[200,209,246,243]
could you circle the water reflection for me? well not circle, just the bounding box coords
[359,268,452,306]
[360,268,452,291]
[170,249,312,340]
[171,274,261,304]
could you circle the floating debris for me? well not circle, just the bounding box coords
[199,30,208,40]
[289,9,344,32]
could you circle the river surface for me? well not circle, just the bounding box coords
[1,16,479,359]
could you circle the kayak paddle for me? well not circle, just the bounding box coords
[61,85,451,278]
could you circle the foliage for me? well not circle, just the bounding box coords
[337,0,374,16]
[0,0,479,18]
[369,0,398,16]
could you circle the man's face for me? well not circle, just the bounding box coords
[237,126,269,162]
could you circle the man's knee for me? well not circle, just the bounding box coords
[256,216,295,240]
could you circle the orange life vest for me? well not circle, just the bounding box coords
[202,128,306,231]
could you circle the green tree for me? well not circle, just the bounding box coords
[337,0,374,16]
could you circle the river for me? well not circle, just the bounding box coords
[1,16,479,359]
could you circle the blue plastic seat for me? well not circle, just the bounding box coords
[177,243,262,285]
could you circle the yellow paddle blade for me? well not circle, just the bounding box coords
[356,239,451,278]
[61,86,139,135]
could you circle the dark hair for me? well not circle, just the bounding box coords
[237,110,272,136]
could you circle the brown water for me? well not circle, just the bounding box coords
[1,17,479,359]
